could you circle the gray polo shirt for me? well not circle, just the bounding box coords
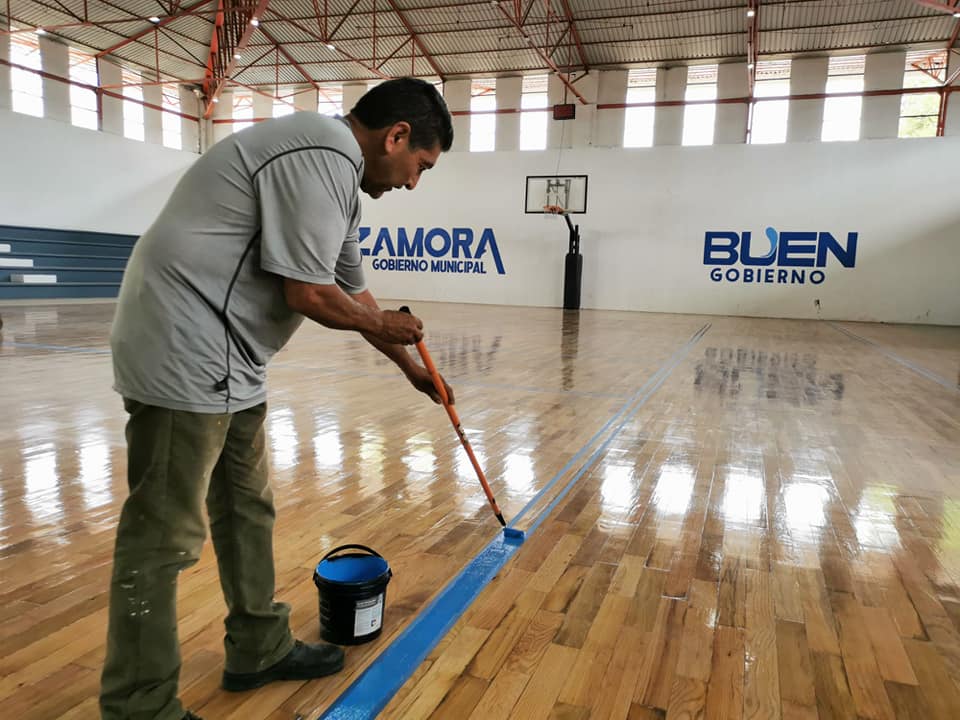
[110,112,366,413]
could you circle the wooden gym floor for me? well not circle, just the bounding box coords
[1,301,959,719]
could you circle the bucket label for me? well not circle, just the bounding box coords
[354,593,384,637]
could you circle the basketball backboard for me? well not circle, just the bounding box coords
[524,175,588,214]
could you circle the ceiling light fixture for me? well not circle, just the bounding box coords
[251,17,259,27]
[746,9,755,18]
[149,16,160,23]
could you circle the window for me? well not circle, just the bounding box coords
[122,68,145,141]
[623,68,656,148]
[899,50,945,138]
[161,84,182,150]
[682,64,718,146]
[10,30,44,117]
[520,74,548,150]
[470,78,496,152]
[232,90,253,132]
[750,60,791,144]
[317,84,343,116]
[69,48,98,131]
[822,55,864,142]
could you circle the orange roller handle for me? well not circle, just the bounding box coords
[400,306,506,527]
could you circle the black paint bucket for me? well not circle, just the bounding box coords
[313,544,392,645]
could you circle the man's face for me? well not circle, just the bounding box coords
[361,122,441,198]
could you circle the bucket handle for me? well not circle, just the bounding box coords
[319,544,385,563]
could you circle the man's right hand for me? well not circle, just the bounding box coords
[378,309,424,345]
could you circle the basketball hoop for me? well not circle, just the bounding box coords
[542,204,568,219]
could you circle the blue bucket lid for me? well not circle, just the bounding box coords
[316,554,389,584]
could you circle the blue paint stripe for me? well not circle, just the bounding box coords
[508,322,710,527]
[320,534,522,720]
[522,323,710,538]
[0,340,111,354]
[829,323,958,392]
[319,322,710,720]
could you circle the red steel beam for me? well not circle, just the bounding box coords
[384,0,444,78]
[228,56,951,84]
[947,0,960,50]
[50,0,82,21]
[232,13,941,48]
[548,24,570,57]
[937,0,958,140]
[226,76,292,105]
[597,85,944,110]
[936,88,949,134]
[911,52,947,82]
[375,36,411,69]
[265,8,391,79]
[0,5,258,36]
[240,4,754,38]
[521,0,536,26]
[202,0,225,105]
[937,0,959,136]
[913,0,960,12]
[945,60,960,86]
[203,0,271,117]
[0,57,200,119]
[257,13,939,61]
[101,77,204,88]
[1,7,210,82]
[94,0,217,58]
[557,0,588,70]
[4,0,222,71]
[327,0,364,42]
[495,1,586,103]
[240,1,787,23]
[206,80,941,108]
[311,0,327,39]
[228,42,276,80]
[257,24,340,106]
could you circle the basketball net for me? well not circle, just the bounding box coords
[542,204,567,220]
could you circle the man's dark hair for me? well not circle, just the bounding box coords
[350,77,454,152]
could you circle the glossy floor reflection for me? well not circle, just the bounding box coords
[0,303,958,719]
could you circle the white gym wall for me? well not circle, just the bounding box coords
[0,108,196,234]
[361,137,960,326]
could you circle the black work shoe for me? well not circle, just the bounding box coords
[183,713,203,720]
[221,640,345,692]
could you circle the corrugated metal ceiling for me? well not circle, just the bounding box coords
[1,0,957,92]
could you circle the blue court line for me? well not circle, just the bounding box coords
[829,322,958,392]
[508,322,711,528]
[0,340,111,354]
[516,323,711,537]
[319,322,711,720]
